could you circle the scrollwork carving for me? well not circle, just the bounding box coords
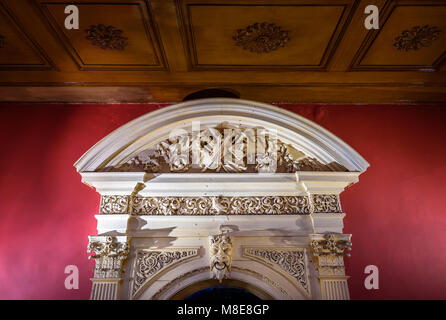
[100,195,129,214]
[243,248,308,293]
[99,194,343,215]
[132,249,198,297]
[108,195,313,215]
[312,195,341,213]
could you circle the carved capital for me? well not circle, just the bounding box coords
[87,236,129,279]
[309,234,351,278]
[310,233,351,257]
[209,233,233,283]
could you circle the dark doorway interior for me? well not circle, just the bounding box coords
[184,286,261,301]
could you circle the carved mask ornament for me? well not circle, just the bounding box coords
[209,234,233,283]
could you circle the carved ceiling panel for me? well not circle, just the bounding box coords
[177,0,356,70]
[0,0,445,103]
[0,1,53,70]
[35,0,166,70]
[352,1,446,71]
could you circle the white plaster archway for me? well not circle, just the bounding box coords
[78,99,368,300]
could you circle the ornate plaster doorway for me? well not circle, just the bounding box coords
[75,98,369,300]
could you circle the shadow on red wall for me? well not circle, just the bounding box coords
[0,103,445,299]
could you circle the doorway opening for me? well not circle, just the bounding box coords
[185,286,261,301]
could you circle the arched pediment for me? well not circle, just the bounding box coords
[80,99,367,301]
[74,99,369,174]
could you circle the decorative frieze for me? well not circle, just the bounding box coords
[99,194,342,215]
[87,236,129,279]
[132,249,199,297]
[243,248,309,293]
[394,25,441,51]
[209,233,233,283]
[233,22,290,53]
[132,195,313,215]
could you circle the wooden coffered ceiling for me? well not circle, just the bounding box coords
[0,0,445,103]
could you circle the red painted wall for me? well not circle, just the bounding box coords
[0,103,445,300]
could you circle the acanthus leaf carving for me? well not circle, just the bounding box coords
[87,236,129,279]
[310,234,352,257]
[309,234,351,278]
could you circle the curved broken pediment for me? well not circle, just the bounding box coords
[99,122,347,173]
[74,99,369,174]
